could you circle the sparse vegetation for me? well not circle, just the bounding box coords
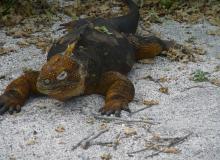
[159,0,176,9]
[0,0,59,26]
[192,69,209,82]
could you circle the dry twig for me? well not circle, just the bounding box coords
[72,132,95,150]
[92,113,157,125]
[127,133,192,158]
[72,128,109,150]
[81,128,109,149]
[91,141,113,146]
[129,105,156,116]
[137,75,163,87]
[145,133,192,158]
[113,133,121,150]
[181,85,217,92]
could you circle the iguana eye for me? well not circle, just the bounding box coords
[57,71,67,80]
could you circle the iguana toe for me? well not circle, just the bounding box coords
[0,91,23,115]
[99,100,131,117]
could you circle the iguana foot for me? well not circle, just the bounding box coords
[93,71,134,117]
[0,91,23,115]
[0,70,40,115]
[99,99,131,117]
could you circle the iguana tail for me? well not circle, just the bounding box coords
[109,0,140,34]
[60,0,139,33]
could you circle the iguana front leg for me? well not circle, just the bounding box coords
[95,71,135,117]
[0,71,40,115]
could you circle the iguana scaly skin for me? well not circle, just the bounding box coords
[0,0,173,116]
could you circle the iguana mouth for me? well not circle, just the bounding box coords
[36,75,86,101]
[36,80,78,92]
[36,82,76,94]
[37,82,85,101]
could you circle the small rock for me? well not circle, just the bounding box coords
[33,130,38,135]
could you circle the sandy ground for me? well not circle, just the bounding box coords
[0,16,220,160]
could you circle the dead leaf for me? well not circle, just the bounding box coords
[166,44,205,63]
[26,137,37,145]
[207,29,220,36]
[124,127,137,136]
[55,125,65,133]
[138,59,155,64]
[162,147,180,154]
[151,133,161,141]
[100,123,108,130]
[208,17,220,26]
[143,100,159,105]
[12,31,30,38]
[159,77,169,83]
[86,117,95,124]
[36,41,48,50]
[100,153,112,160]
[1,15,23,26]
[17,40,30,48]
[210,79,220,86]
[100,5,109,12]
[0,47,16,55]
[159,87,169,94]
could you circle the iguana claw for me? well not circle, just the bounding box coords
[99,100,131,117]
[0,91,23,115]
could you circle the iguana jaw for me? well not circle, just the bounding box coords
[36,55,87,101]
[37,79,85,101]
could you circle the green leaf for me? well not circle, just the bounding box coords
[94,26,113,35]
[192,69,209,82]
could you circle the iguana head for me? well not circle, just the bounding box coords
[36,43,86,101]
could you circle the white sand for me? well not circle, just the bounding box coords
[0,18,220,160]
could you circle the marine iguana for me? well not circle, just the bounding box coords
[0,0,173,116]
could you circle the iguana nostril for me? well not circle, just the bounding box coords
[44,79,50,85]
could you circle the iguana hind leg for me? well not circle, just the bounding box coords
[129,35,174,60]
[94,71,135,117]
[0,70,41,115]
